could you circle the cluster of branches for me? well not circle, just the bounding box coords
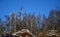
[0,8,60,36]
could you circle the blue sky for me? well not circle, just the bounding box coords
[0,0,60,20]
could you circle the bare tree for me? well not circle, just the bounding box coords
[0,18,5,34]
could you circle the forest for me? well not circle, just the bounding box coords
[0,8,60,36]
